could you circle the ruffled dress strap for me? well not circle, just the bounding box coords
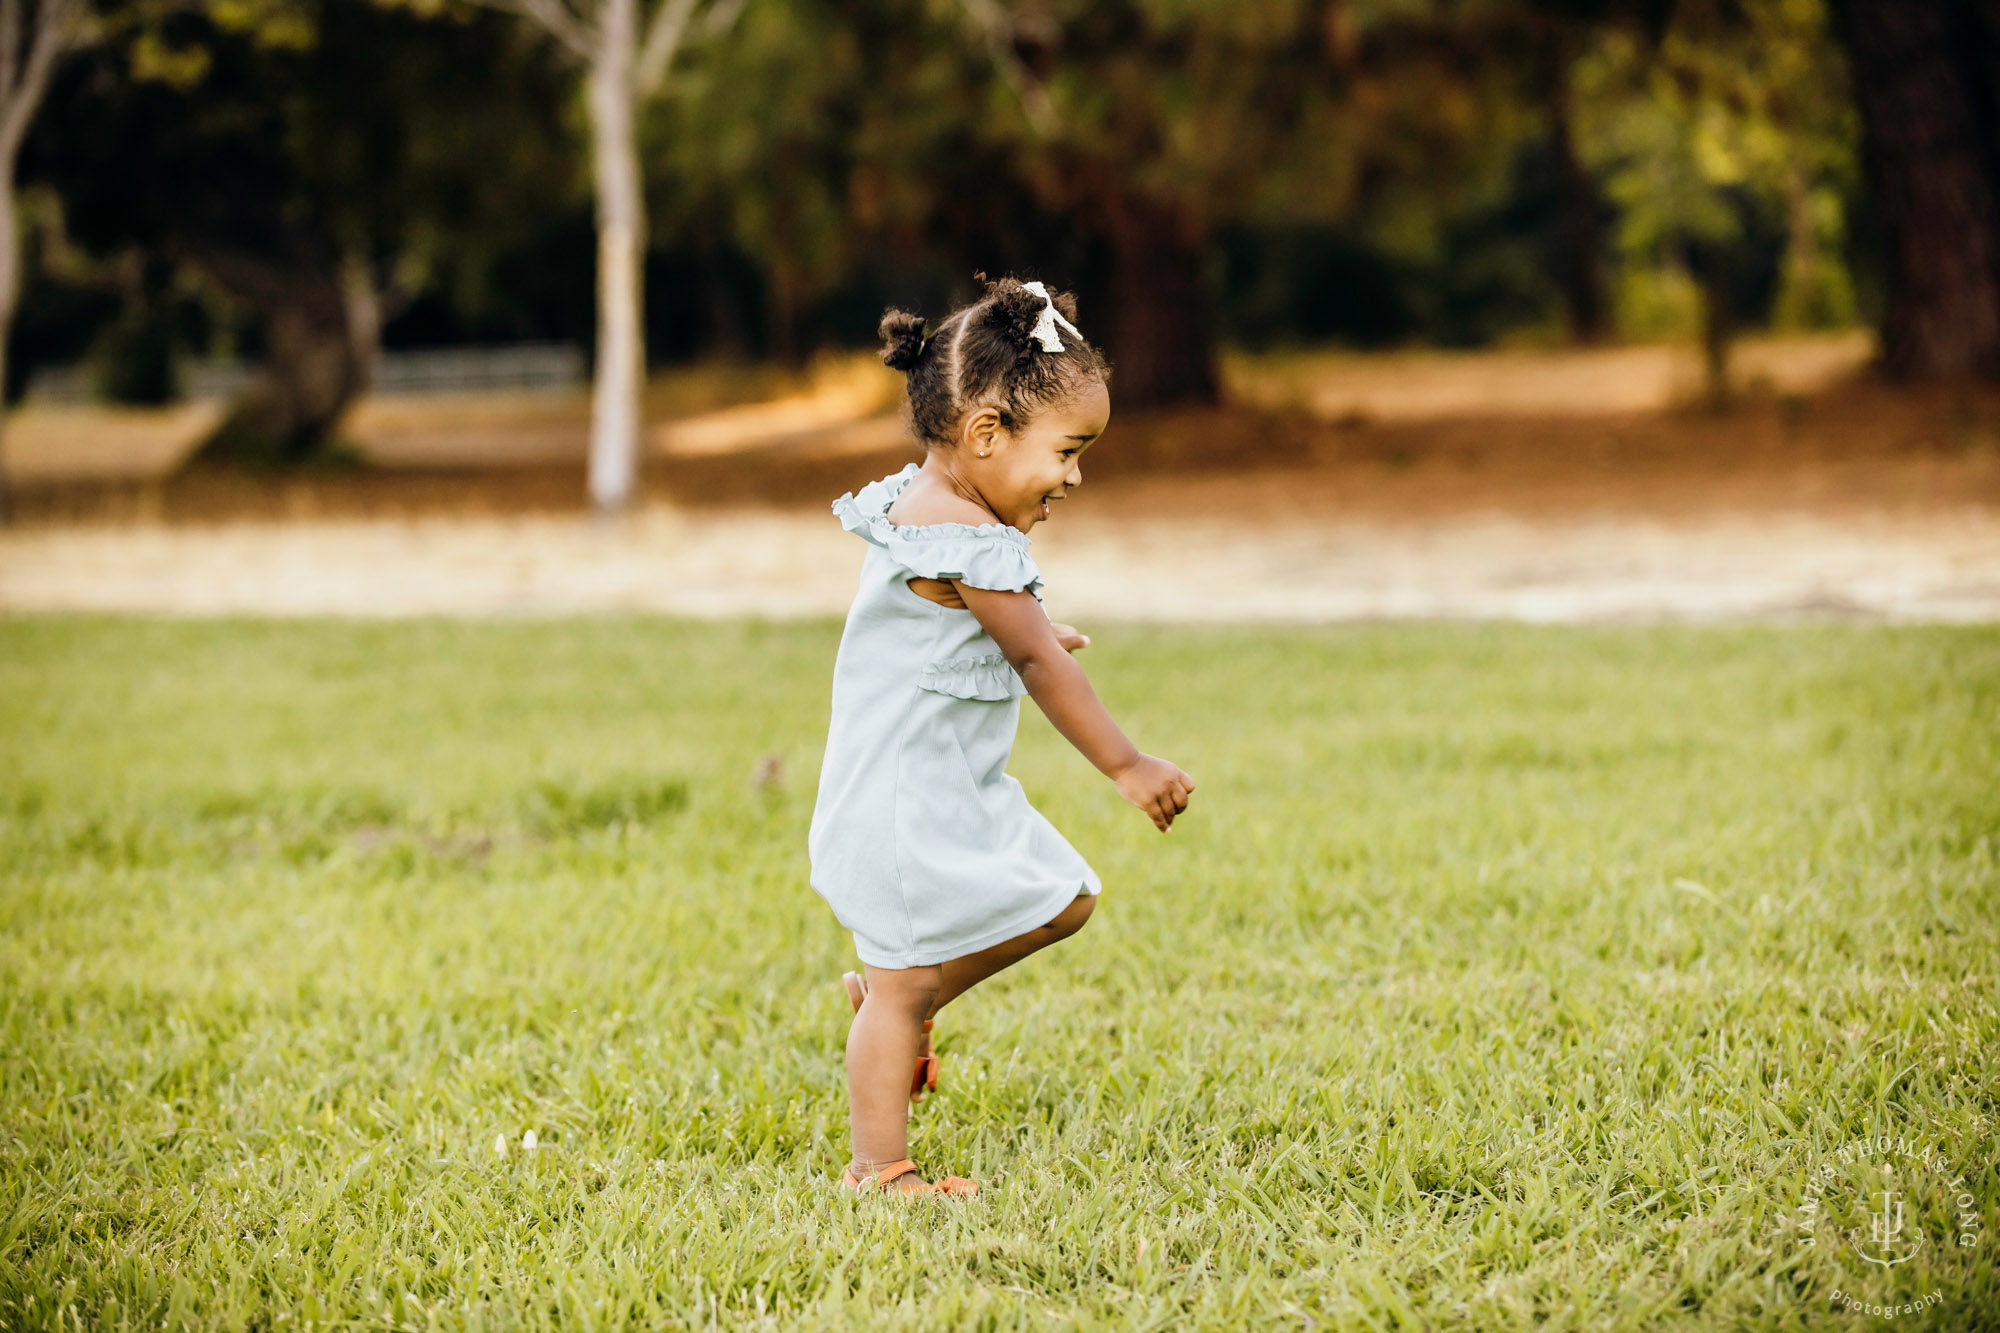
[832,463,1043,595]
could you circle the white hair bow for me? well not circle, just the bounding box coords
[1021,281,1082,353]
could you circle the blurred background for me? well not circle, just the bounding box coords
[3,0,1999,620]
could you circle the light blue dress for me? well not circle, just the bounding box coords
[809,463,1102,969]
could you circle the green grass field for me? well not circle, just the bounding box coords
[2,618,1995,1331]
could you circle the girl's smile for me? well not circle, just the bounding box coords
[946,376,1111,532]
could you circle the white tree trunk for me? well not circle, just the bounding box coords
[587,0,644,514]
[0,0,83,520]
[0,150,16,520]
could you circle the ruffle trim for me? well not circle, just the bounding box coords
[832,463,1043,595]
[918,652,1025,701]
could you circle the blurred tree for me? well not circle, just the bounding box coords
[948,0,1361,405]
[0,0,89,521]
[469,0,744,512]
[1206,2,1638,353]
[941,1,1650,400]
[17,0,1891,483]
[35,0,577,464]
[1575,0,1855,402]
[1526,5,1614,343]
[1511,1,1677,345]
[1830,0,2000,379]
[635,0,1855,391]
[646,0,990,365]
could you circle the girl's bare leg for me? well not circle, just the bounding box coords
[844,894,1094,1179]
[846,963,940,1178]
[931,892,1094,1014]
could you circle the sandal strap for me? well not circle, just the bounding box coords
[841,1158,921,1189]
[871,1158,920,1185]
[841,1160,976,1196]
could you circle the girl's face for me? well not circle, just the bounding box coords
[962,377,1110,532]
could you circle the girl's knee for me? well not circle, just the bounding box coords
[863,963,942,1013]
[1048,893,1096,939]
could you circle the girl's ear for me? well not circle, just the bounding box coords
[961,406,1005,456]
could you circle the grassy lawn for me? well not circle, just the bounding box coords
[1,618,1995,1331]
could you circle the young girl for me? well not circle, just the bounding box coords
[809,275,1196,1198]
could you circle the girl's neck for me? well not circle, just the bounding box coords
[892,452,1004,528]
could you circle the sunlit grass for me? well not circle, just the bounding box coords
[1,618,1994,1330]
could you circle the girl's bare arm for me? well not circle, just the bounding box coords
[955,583,1194,831]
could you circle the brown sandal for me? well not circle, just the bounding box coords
[842,971,940,1103]
[839,1157,979,1198]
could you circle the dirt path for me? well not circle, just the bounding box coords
[6,484,1997,622]
[8,358,2000,623]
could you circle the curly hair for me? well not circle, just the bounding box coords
[877,273,1109,449]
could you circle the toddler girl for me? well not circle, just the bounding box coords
[808,274,1196,1198]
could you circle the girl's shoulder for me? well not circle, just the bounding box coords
[832,464,1029,546]
[832,465,1041,595]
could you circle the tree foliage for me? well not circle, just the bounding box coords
[30,0,577,460]
[17,0,1915,455]
[1576,0,1857,334]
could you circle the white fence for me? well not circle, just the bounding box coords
[23,343,586,405]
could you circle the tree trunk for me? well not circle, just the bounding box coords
[1777,163,1818,329]
[1832,0,2000,378]
[1548,52,1607,345]
[2,0,78,520]
[192,249,364,466]
[1697,273,1732,411]
[1101,189,1218,408]
[587,0,644,514]
[767,252,801,368]
[0,150,16,521]
[340,253,384,397]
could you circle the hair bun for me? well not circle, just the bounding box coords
[982,277,1048,362]
[878,310,928,371]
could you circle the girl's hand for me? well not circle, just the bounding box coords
[1048,622,1091,653]
[1114,754,1196,833]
